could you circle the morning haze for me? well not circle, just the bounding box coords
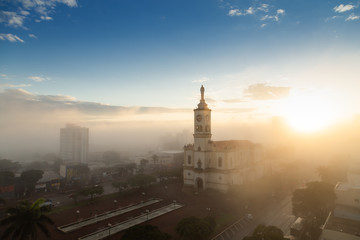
[1,0,360,240]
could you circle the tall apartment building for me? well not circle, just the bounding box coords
[60,124,89,163]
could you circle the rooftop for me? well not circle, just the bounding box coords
[323,211,360,237]
[212,140,260,151]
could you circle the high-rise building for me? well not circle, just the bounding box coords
[60,124,89,163]
[183,86,264,192]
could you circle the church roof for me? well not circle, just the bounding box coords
[212,140,259,151]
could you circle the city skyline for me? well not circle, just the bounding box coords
[1,0,360,159]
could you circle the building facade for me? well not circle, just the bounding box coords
[60,124,89,163]
[319,156,360,240]
[183,86,264,192]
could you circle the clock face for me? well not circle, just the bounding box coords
[196,115,202,122]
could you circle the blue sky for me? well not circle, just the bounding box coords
[1,0,360,122]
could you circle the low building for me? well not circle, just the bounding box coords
[35,170,62,192]
[320,163,360,240]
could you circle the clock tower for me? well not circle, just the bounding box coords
[193,85,212,169]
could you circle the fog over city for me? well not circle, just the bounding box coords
[1,86,360,162]
[1,0,360,240]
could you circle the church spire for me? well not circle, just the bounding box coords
[201,85,205,101]
[197,85,208,110]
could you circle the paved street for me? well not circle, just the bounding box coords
[42,181,119,207]
[212,195,296,240]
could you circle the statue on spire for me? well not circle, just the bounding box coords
[197,85,208,110]
[201,85,205,100]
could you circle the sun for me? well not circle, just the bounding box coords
[282,92,334,132]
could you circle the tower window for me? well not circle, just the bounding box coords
[218,157,222,168]
[187,156,191,164]
[197,159,202,169]
[198,146,201,151]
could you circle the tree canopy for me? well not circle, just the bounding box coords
[176,216,216,240]
[79,185,104,201]
[292,181,335,222]
[20,169,44,195]
[121,224,171,240]
[0,159,20,171]
[243,224,285,240]
[0,171,15,186]
[0,198,54,240]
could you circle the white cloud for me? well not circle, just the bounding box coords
[58,0,78,8]
[1,0,78,29]
[28,76,50,82]
[260,23,267,28]
[261,9,285,22]
[0,33,24,42]
[258,4,269,12]
[325,15,338,22]
[334,4,355,13]
[228,9,242,16]
[29,33,37,38]
[277,9,285,15]
[0,73,9,79]
[40,15,53,21]
[0,11,26,28]
[346,13,360,21]
[0,83,31,88]
[246,7,255,15]
[192,77,210,83]
[20,10,30,16]
[228,4,285,23]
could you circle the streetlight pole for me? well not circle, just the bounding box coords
[76,210,80,221]
[113,199,117,209]
[108,223,112,236]
[206,207,211,216]
[145,209,150,221]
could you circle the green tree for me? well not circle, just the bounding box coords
[176,216,216,240]
[121,224,171,240]
[0,198,54,240]
[247,224,285,240]
[0,171,15,186]
[0,159,20,171]
[292,181,335,222]
[20,170,44,196]
[79,185,104,201]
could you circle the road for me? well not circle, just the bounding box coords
[213,195,296,240]
[42,181,119,207]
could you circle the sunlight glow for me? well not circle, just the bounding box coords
[283,91,335,132]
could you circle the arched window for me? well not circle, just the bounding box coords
[187,156,191,164]
[197,159,202,169]
[198,146,201,151]
[218,157,222,168]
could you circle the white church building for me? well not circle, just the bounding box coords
[183,86,264,192]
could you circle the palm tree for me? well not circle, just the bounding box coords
[0,198,54,240]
